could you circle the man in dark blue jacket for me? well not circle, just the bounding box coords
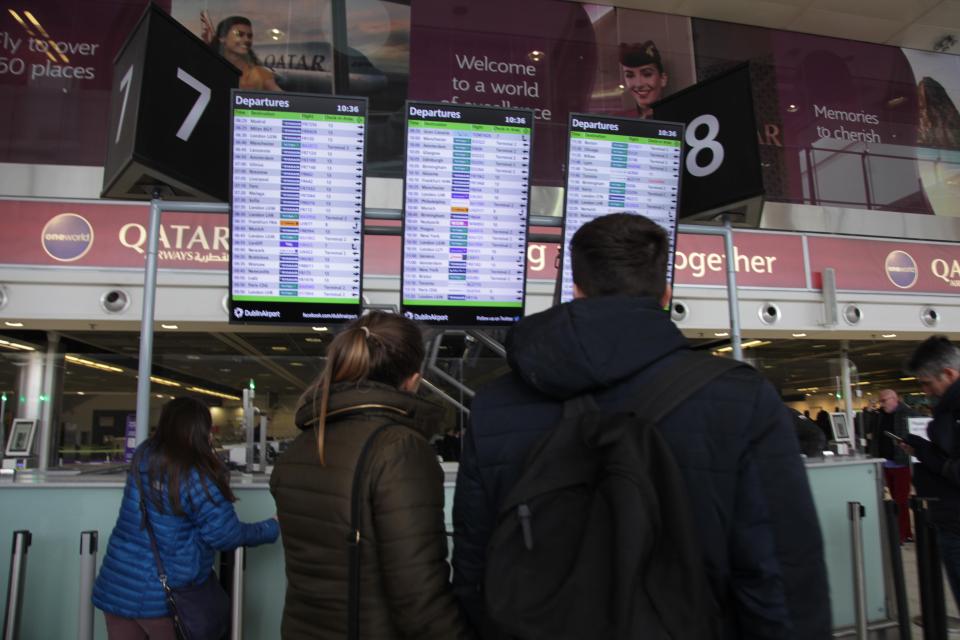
[452,213,831,639]
[903,336,960,610]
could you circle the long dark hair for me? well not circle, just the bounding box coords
[299,312,424,465]
[137,396,236,515]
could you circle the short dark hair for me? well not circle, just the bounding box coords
[908,335,960,378]
[619,41,664,73]
[570,213,668,299]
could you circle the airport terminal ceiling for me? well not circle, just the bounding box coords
[0,328,931,413]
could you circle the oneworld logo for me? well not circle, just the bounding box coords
[41,213,94,262]
[885,250,918,289]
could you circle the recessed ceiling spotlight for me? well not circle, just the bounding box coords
[714,331,729,337]
[4,321,23,327]
[161,324,179,330]
[312,326,329,332]
[271,345,289,352]
[791,332,807,337]
[882,333,897,338]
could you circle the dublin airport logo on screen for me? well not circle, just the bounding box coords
[234,307,244,319]
[41,213,94,262]
[885,250,918,289]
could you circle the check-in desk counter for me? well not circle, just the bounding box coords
[1,457,892,638]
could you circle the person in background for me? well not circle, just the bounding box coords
[901,336,960,610]
[200,11,282,91]
[877,388,917,543]
[270,311,472,639]
[789,407,826,458]
[93,397,278,639]
[619,40,668,119]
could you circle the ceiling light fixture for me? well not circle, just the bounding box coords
[187,386,241,401]
[271,346,289,352]
[0,338,35,351]
[312,326,328,332]
[65,354,124,373]
[150,376,181,388]
[714,331,729,337]
[882,333,897,338]
[791,332,807,338]
[4,321,24,327]
[899,376,916,381]
[160,324,179,330]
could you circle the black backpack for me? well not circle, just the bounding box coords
[484,351,743,640]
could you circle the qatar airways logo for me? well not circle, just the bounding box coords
[41,213,94,262]
[885,250,918,289]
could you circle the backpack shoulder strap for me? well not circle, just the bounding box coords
[629,350,748,423]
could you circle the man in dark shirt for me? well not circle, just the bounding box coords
[902,336,960,608]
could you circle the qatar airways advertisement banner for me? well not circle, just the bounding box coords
[808,236,960,294]
[408,1,696,185]
[692,20,960,217]
[0,0,170,166]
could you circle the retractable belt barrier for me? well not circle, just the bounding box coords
[230,546,245,640]
[3,530,31,640]
[912,496,948,640]
[847,502,868,640]
[78,531,98,640]
[883,499,911,639]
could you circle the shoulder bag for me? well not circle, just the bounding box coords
[134,461,231,640]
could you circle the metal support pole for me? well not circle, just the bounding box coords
[913,496,948,640]
[848,502,868,640]
[230,546,245,640]
[426,334,475,400]
[243,388,255,474]
[77,531,98,640]
[883,500,911,640]
[721,217,743,361]
[0,393,6,452]
[3,530,31,640]
[258,415,268,472]
[840,341,856,453]
[465,330,507,359]
[37,331,60,471]
[420,377,471,416]
[135,195,163,445]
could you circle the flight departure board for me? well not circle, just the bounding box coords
[229,91,367,324]
[559,114,684,303]
[401,102,533,326]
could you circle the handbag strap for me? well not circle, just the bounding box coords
[347,421,397,640]
[131,450,172,593]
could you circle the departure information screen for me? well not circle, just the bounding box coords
[559,114,684,303]
[401,102,532,326]
[229,91,367,325]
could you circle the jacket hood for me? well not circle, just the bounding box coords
[506,296,688,399]
[294,381,445,439]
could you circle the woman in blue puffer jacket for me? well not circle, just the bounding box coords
[93,396,278,638]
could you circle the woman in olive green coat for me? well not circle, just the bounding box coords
[270,312,472,639]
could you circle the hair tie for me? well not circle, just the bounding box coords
[360,326,370,338]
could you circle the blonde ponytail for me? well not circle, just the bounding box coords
[300,312,425,466]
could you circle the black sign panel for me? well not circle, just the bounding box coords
[102,3,239,201]
[401,101,533,327]
[229,92,367,325]
[559,114,684,303]
[653,63,764,226]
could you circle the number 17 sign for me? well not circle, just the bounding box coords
[102,4,240,202]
